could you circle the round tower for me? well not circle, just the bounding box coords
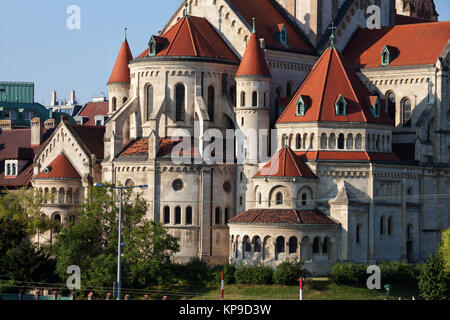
[235,18,272,211]
[107,28,133,115]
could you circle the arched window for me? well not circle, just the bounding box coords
[244,236,251,253]
[347,134,354,149]
[215,207,221,225]
[356,225,361,243]
[11,163,16,175]
[186,206,193,225]
[402,98,412,127]
[175,206,181,225]
[68,215,76,223]
[338,133,345,149]
[355,134,362,149]
[296,134,302,149]
[253,236,261,252]
[276,236,285,253]
[51,188,57,204]
[147,85,154,121]
[58,188,65,204]
[388,216,394,235]
[286,82,292,97]
[53,213,61,224]
[380,216,385,235]
[163,206,170,224]
[386,91,396,123]
[6,163,11,176]
[224,208,229,224]
[301,193,307,206]
[288,237,298,254]
[207,85,215,122]
[66,188,73,204]
[241,91,246,107]
[329,133,336,149]
[322,237,329,254]
[257,193,262,205]
[320,133,327,149]
[276,192,283,205]
[175,84,185,122]
[112,97,117,112]
[252,91,257,107]
[313,237,320,253]
[123,97,128,104]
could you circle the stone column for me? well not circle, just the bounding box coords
[200,166,212,261]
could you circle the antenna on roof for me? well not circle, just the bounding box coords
[252,17,256,34]
[329,22,336,49]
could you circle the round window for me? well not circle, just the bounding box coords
[223,181,232,193]
[172,179,184,191]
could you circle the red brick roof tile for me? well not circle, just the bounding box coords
[78,102,109,126]
[277,48,394,125]
[344,21,450,69]
[35,154,81,179]
[138,16,239,62]
[68,124,105,160]
[229,209,337,225]
[255,146,317,178]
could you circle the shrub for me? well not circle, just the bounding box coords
[235,264,273,285]
[418,249,450,300]
[378,261,418,286]
[210,264,236,285]
[273,260,311,285]
[329,262,366,286]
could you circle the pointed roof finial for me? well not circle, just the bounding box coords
[252,17,256,34]
[329,22,336,49]
[124,27,127,41]
[184,0,189,17]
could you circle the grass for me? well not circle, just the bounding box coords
[133,278,419,301]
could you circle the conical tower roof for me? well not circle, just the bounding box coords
[108,36,133,85]
[236,19,271,78]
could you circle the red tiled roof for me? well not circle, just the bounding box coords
[117,138,201,158]
[68,124,105,160]
[0,164,34,188]
[108,40,133,84]
[236,30,271,78]
[255,146,317,178]
[295,151,400,162]
[229,209,337,225]
[227,0,315,53]
[344,21,450,69]
[35,154,81,179]
[137,16,239,62]
[78,102,109,126]
[277,48,394,125]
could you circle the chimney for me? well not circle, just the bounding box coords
[44,118,55,130]
[51,90,58,107]
[70,90,76,105]
[0,120,13,131]
[30,118,43,146]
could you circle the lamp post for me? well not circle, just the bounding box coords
[93,183,148,300]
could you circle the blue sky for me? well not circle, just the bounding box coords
[0,0,449,106]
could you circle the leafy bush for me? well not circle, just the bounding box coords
[235,264,273,285]
[210,264,236,285]
[378,261,418,286]
[273,260,311,285]
[329,262,367,286]
[418,248,450,300]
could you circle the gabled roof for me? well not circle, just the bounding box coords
[77,101,109,126]
[35,154,81,179]
[344,21,450,69]
[108,39,133,84]
[226,0,315,54]
[68,124,105,160]
[229,209,337,225]
[254,146,317,178]
[277,48,393,125]
[137,15,239,63]
[236,28,271,78]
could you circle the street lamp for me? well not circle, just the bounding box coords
[93,183,148,300]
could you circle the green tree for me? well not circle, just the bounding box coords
[0,189,58,290]
[418,230,450,300]
[53,184,180,294]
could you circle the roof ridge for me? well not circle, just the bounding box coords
[286,147,302,176]
[189,16,222,58]
[166,17,185,55]
[186,17,199,56]
[251,209,266,223]
[317,49,333,121]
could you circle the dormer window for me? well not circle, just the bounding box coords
[381,46,396,66]
[148,35,167,57]
[270,24,288,47]
[280,25,287,45]
[149,38,156,56]
[5,160,17,177]
[335,95,347,116]
[296,95,308,116]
